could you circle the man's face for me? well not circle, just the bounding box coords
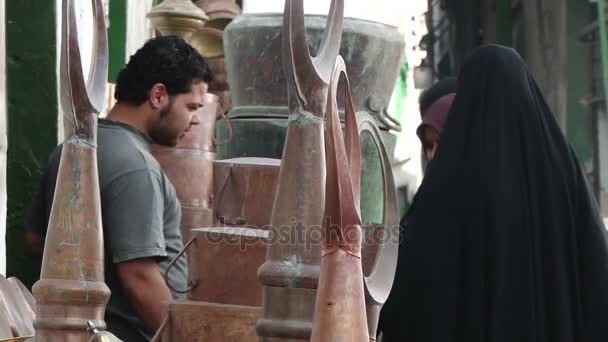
[149,81,207,147]
[420,125,440,162]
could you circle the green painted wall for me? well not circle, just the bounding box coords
[108,0,127,82]
[5,0,129,288]
[5,0,58,287]
[566,0,593,163]
[496,0,512,46]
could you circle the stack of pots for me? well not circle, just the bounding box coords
[152,93,221,243]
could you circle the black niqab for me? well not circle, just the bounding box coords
[379,45,608,342]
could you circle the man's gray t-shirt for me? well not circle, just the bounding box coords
[26,119,187,341]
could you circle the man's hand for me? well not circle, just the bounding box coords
[25,229,45,257]
[116,257,172,334]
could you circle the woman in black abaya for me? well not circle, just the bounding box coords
[378,45,608,342]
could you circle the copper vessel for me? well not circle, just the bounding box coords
[32,0,111,341]
[152,93,224,242]
[147,0,209,40]
[192,0,240,58]
[256,0,343,340]
[194,0,240,22]
[160,225,268,340]
[172,227,269,306]
[205,55,232,111]
[213,157,280,229]
[161,301,260,341]
[192,0,241,111]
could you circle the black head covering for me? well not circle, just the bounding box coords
[379,45,608,342]
[419,76,458,114]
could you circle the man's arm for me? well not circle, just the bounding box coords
[116,257,171,333]
[24,172,48,257]
[103,169,172,335]
[24,230,45,257]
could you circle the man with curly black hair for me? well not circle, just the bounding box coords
[24,35,213,341]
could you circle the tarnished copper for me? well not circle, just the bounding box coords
[256,0,343,340]
[213,158,280,229]
[158,224,267,340]
[181,227,269,305]
[194,0,240,22]
[0,275,34,339]
[8,278,36,317]
[31,0,111,341]
[310,56,369,341]
[152,93,222,242]
[0,302,11,340]
[357,112,400,341]
[161,301,260,341]
[205,55,232,112]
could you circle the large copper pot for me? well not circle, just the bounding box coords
[161,301,260,342]
[168,226,269,305]
[159,225,268,341]
[213,157,280,229]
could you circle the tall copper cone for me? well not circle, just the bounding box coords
[256,0,343,340]
[32,0,111,341]
[310,56,369,342]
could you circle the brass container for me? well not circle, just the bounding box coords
[191,26,225,58]
[191,1,241,111]
[147,0,209,40]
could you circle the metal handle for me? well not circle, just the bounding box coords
[377,108,402,132]
[163,237,198,294]
[213,166,248,226]
[213,101,233,147]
